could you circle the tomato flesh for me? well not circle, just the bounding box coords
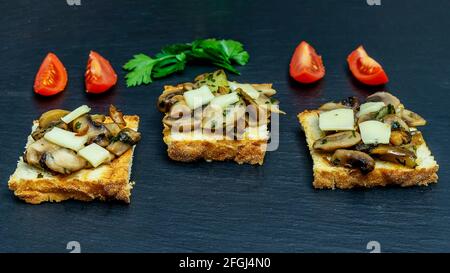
[34,53,68,96]
[85,51,117,93]
[289,41,325,84]
[347,46,388,85]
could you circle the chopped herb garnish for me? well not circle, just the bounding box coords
[75,122,81,130]
[37,173,43,178]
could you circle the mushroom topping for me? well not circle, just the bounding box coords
[24,138,87,174]
[357,112,377,124]
[32,120,68,141]
[369,145,416,168]
[163,114,201,132]
[91,114,106,123]
[319,96,359,111]
[106,128,141,157]
[72,114,112,147]
[401,109,427,127]
[109,105,126,128]
[331,149,375,174]
[24,138,60,166]
[251,83,277,97]
[381,114,411,145]
[354,143,377,153]
[38,109,70,129]
[169,99,190,119]
[237,87,285,114]
[223,102,246,130]
[194,70,230,93]
[157,86,185,113]
[318,102,348,111]
[32,109,71,140]
[202,104,225,131]
[366,92,401,108]
[313,131,361,152]
[40,148,87,174]
[342,96,360,110]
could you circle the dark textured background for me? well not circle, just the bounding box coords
[0,0,449,253]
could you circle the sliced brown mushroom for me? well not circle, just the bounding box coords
[318,102,348,111]
[38,109,70,129]
[357,112,377,124]
[32,109,71,140]
[169,99,191,119]
[72,114,112,147]
[31,120,69,141]
[342,96,360,110]
[109,105,126,128]
[319,96,359,111]
[366,92,401,108]
[401,109,427,127]
[369,145,416,168]
[91,114,106,123]
[24,138,87,174]
[331,149,375,174]
[381,114,411,145]
[157,86,185,113]
[106,128,141,157]
[251,83,277,97]
[163,114,201,132]
[354,143,378,153]
[313,131,361,151]
[24,138,60,166]
[103,123,121,137]
[389,131,411,146]
[40,148,87,174]
[237,87,285,114]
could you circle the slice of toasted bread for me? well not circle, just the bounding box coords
[8,115,139,204]
[298,110,438,189]
[162,125,268,165]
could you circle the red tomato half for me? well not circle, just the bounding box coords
[347,46,388,85]
[85,51,117,94]
[289,41,325,84]
[34,53,68,96]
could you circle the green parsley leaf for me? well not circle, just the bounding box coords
[123,54,158,87]
[123,38,250,87]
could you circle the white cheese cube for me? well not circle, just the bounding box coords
[357,102,385,117]
[228,81,260,99]
[183,85,215,109]
[61,105,91,124]
[44,127,88,151]
[210,92,240,109]
[359,120,391,144]
[78,143,112,168]
[319,109,355,131]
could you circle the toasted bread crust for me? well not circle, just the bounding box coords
[163,128,267,165]
[298,110,439,189]
[8,115,139,204]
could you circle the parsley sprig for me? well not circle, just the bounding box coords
[123,39,250,87]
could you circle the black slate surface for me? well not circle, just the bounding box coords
[0,0,449,253]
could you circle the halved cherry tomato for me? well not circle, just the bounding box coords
[34,53,68,96]
[85,51,117,94]
[289,41,325,84]
[347,46,388,85]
